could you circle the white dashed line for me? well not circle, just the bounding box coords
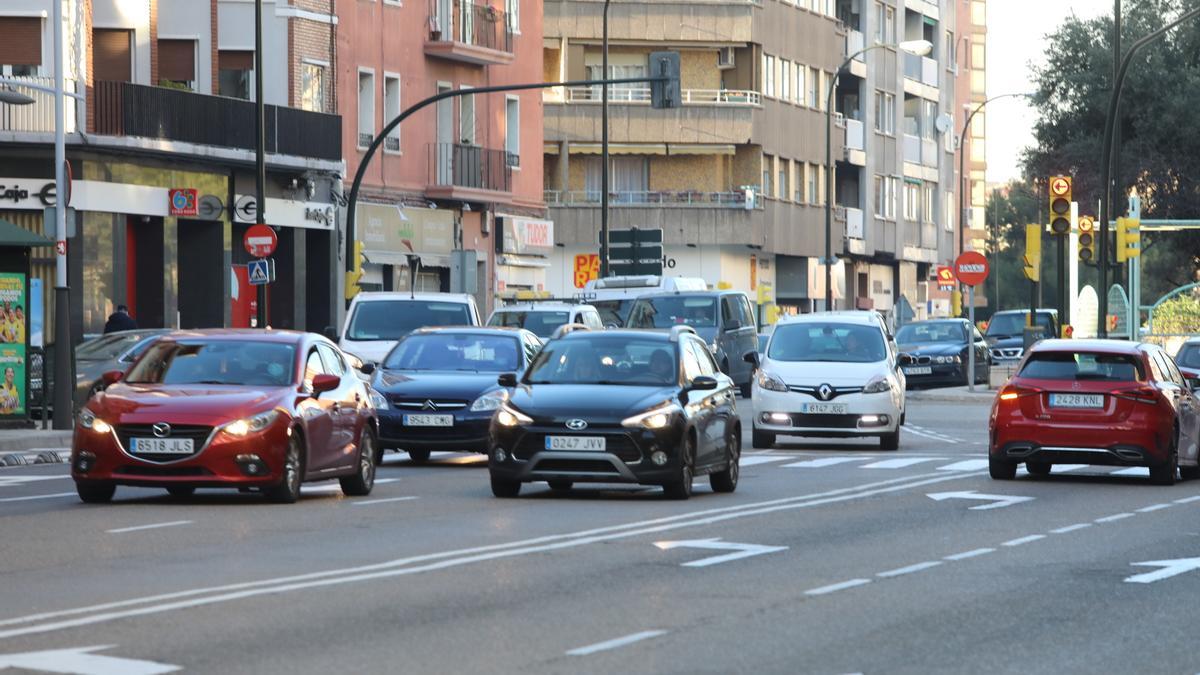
[1096,513,1135,523]
[877,561,943,578]
[782,457,870,469]
[1175,496,1200,504]
[0,492,75,503]
[566,630,668,656]
[861,457,940,469]
[352,496,419,506]
[106,520,193,534]
[805,579,872,596]
[1136,504,1172,513]
[1050,523,1093,534]
[944,548,995,561]
[1002,534,1046,547]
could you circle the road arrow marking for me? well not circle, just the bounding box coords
[653,537,788,568]
[1125,557,1200,584]
[927,490,1034,511]
[0,644,179,674]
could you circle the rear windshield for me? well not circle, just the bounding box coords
[488,311,570,338]
[1176,345,1200,369]
[347,300,472,341]
[627,297,718,329]
[1019,351,1143,382]
[591,299,635,328]
[987,313,1054,337]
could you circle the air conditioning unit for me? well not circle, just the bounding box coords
[717,47,735,70]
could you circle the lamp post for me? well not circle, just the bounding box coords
[957,92,1030,266]
[599,0,612,278]
[824,39,931,311]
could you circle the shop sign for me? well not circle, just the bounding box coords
[168,189,198,216]
[233,195,337,230]
[573,254,600,288]
[501,217,554,256]
[0,273,28,417]
[0,181,57,209]
[357,203,453,256]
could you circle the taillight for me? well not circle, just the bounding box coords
[1112,386,1160,405]
[998,384,1041,401]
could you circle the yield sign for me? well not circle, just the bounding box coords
[653,538,788,567]
[0,645,179,674]
[1051,176,1071,197]
[927,490,1034,511]
[1124,557,1200,584]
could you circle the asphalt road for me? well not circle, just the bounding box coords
[2,396,1200,674]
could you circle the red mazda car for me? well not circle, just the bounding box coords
[70,330,380,503]
[990,339,1200,485]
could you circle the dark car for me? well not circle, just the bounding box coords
[896,319,990,387]
[1174,338,1200,382]
[986,309,1059,365]
[487,326,740,500]
[372,327,542,463]
[74,329,171,405]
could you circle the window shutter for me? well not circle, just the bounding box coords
[218,50,253,71]
[93,29,133,82]
[0,17,42,66]
[158,39,196,82]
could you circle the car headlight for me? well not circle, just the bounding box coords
[470,389,509,412]
[222,410,280,437]
[78,408,111,434]
[863,376,892,394]
[621,402,680,429]
[368,389,388,410]
[756,370,788,392]
[495,403,532,427]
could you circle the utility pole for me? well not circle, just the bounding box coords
[51,0,72,429]
[1099,0,1121,338]
[254,0,267,328]
[599,0,611,278]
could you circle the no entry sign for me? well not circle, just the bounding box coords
[244,224,278,258]
[954,251,989,287]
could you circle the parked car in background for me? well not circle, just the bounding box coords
[1174,338,1200,381]
[338,292,481,365]
[582,275,707,328]
[626,290,758,396]
[986,309,1060,365]
[487,302,603,341]
[74,329,171,405]
[896,319,990,387]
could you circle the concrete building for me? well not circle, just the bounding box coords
[0,0,344,341]
[337,0,549,314]
[958,0,987,263]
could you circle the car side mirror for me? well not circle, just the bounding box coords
[498,373,518,388]
[743,351,760,368]
[359,362,376,376]
[689,375,719,391]
[101,370,124,386]
[311,373,341,395]
[725,320,742,332]
[322,326,339,342]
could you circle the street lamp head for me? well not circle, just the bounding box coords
[898,40,934,57]
[0,88,35,105]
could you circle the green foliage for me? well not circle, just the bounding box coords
[1152,294,1200,334]
[981,182,1071,319]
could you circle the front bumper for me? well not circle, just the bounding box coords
[377,409,492,452]
[903,363,969,387]
[752,385,901,437]
[489,421,686,485]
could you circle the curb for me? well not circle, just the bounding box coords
[0,449,69,467]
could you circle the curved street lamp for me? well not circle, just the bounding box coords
[0,88,35,106]
[824,39,932,311]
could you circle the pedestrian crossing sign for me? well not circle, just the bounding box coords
[248,259,272,286]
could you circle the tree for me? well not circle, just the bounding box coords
[982,182,1069,318]
[1022,0,1200,305]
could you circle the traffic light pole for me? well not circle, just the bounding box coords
[1057,232,1067,333]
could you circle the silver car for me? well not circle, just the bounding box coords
[73,329,170,405]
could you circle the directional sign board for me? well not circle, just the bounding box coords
[608,228,664,276]
[248,258,273,286]
[244,224,278,258]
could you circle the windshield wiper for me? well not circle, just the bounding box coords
[195,380,229,385]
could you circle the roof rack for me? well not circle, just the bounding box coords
[668,325,697,342]
[550,323,590,340]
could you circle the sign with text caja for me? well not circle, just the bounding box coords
[168,188,198,217]
[573,254,600,288]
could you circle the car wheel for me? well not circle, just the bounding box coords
[709,429,740,494]
[407,449,431,464]
[1026,461,1052,477]
[76,481,115,504]
[989,456,1017,480]
[663,436,695,500]
[165,485,195,498]
[547,479,573,491]
[266,435,304,504]
[491,474,521,498]
[340,430,377,497]
[752,427,775,449]
[1151,434,1179,486]
[879,429,900,451]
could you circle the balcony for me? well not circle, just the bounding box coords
[557,87,761,106]
[426,0,515,66]
[427,143,512,200]
[845,30,867,78]
[837,206,864,239]
[545,0,757,44]
[546,92,758,145]
[94,81,341,161]
[842,117,865,166]
[0,77,80,134]
[545,190,758,208]
[903,53,939,91]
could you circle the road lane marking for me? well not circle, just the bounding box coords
[877,561,942,578]
[1125,557,1200,584]
[1137,504,1172,513]
[738,456,792,467]
[351,496,419,506]
[927,490,1034,510]
[302,478,400,494]
[1096,513,1135,523]
[566,630,667,656]
[861,457,940,469]
[0,470,989,640]
[0,475,70,488]
[0,644,180,674]
[937,459,990,472]
[805,579,871,596]
[781,457,869,468]
[1111,467,1149,477]
[0,492,75,503]
[1002,534,1046,547]
[653,538,788,568]
[944,548,995,561]
[106,521,192,534]
[1175,496,1200,504]
[1052,464,1089,473]
[1050,523,1093,534]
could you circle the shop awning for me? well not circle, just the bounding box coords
[544,143,560,155]
[0,219,53,248]
[668,144,736,156]
[569,143,668,155]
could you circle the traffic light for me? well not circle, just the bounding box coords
[951,289,962,317]
[1049,175,1072,235]
[1116,218,1127,263]
[344,240,364,300]
[649,51,681,110]
[1077,215,1095,263]
[1120,217,1141,261]
[1023,224,1041,281]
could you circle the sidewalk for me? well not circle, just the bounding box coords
[906,385,998,404]
[0,428,73,466]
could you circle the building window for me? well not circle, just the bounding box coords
[781,60,791,101]
[808,67,819,108]
[808,163,819,204]
[778,160,790,202]
[384,74,401,152]
[873,90,895,134]
[158,39,196,90]
[922,100,938,141]
[357,69,375,149]
[904,180,921,221]
[764,55,776,98]
[301,62,327,113]
[585,156,648,199]
[459,87,475,145]
[875,2,895,44]
[506,0,519,34]
[505,96,520,167]
[794,161,804,202]
[762,155,773,199]
[218,50,253,100]
[971,42,985,69]
[875,175,897,219]
[924,183,936,223]
[0,17,43,75]
[794,66,805,106]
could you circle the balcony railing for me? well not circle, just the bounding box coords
[0,77,79,133]
[903,133,921,164]
[840,206,864,239]
[844,118,864,152]
[558,87,761,106]
[428,0,514,60]
[545,189,760,208]
[846,30,865,62]
[903,53,939,87]
[428,143,511,193]
[94,81,341,161]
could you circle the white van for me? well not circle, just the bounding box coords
[487,302,604,341]
[581,275,708,327]
[339,292,481,364]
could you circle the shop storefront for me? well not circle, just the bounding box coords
[494,215,554,300]
[355,203,455,293]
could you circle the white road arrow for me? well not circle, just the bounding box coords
[1124,557,1200,584]
[653,538,788,568]
[0,645,179,674]
[927,490,1035,511]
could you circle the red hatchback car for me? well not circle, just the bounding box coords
[990,339,1200,485]
[70,330,380,503]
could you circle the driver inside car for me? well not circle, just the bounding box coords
[648,349,675,384]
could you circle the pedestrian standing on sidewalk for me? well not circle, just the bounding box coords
[103,305,138,334]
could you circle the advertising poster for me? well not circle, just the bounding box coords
[0,273,27,416]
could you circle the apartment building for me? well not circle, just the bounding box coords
[0,0,343,340]
[338,0,548,313]
[958,0,987,265]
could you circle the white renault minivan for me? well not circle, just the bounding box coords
[339,292,481,364]
[747,311,906,450]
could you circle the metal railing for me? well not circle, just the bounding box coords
[94,81,342,161]
[428,143,512,192]
[428,0,514,53]
[559,87,761,105]
[844,118,864,152]
[384,135,400,152]
[0,77,79,133]
[903,53,940,87]
[545,189,761,208]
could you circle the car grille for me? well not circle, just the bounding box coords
[115,424,213,463]
[116,465,214,477]
[391,398,468,410]
[534,459,621,474]
[789,413,860,429]
[786,385,864,399]
[990,347,1022,360]
[514,433,641,463]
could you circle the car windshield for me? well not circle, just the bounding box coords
[488,311,570,338]
[347,300,472,341]
[125,340,297,386]
[896,322,966,344]
[987,313,1053,337]
[767,323,887,363]
[524,336,678,386]
[76,333,145,360]
[591,299,636,327]
[1176,345,1200,369]
[1019,351,1143,381]
[626,297,718,329]
[384,333,521,372]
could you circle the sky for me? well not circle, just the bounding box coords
[987,0,1109,184]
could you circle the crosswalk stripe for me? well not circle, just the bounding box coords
[738,456,792,467]
[1111,467,1149,477]
[936,459,990,472]
[861,457,940,469]
[1052,464,1089,473]
[781,457,872,469]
